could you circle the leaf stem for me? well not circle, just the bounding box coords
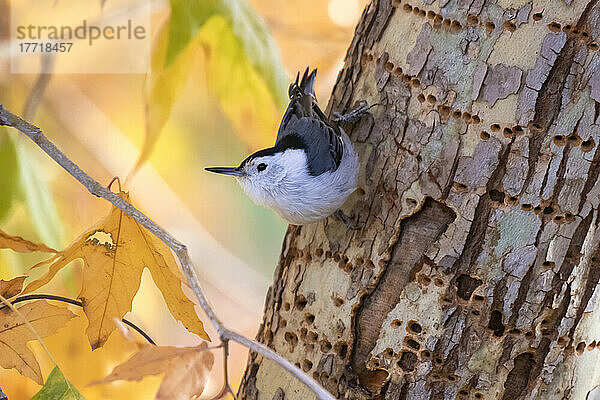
[121,319,155,346]
[4,294,156,345]
[0,105,336,400]
[0,293,58,366]
[107,176,122,192]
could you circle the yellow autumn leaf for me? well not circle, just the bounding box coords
[90,342,214,400]
[0,299,76,384]
[24,191,209,350]
[0,227,57,253]
[132,19,197,173]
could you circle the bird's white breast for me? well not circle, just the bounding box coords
[237,131,359,225]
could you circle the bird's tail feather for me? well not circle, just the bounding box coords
[300,68,317,96]
[289,67,317,99]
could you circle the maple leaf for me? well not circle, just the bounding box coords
[90,342,214,400]
[0,227,57,253]
[24,191,209,349]
[0,298,76,384]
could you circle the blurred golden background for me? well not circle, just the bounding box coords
[0,0,367,398]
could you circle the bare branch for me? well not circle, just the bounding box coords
[0,105,336,400]
[207,341,237,400]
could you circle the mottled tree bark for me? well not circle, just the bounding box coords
[239,0,600,398]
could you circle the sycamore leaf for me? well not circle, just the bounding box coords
[0,300,76,384]
[90,342,214,400]
[25,191,209,349]
[134,0,287,170]
[31,366,86,400]
[0,276,26,298]
[0,227,57,253]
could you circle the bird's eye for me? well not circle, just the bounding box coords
[257,163,267,172]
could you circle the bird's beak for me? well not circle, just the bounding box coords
[205,167,245,177]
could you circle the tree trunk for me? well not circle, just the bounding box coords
[239,0,600,398]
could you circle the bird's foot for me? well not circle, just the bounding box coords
[333,102,376,124]
[335,209,361,230]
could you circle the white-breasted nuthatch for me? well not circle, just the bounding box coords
[206,68,371,225]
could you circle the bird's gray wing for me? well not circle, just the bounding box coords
[276,68,315,143]
[275,68,343,176]
[279,115,343,176]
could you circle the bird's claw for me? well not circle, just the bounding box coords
[333,102,376,124]
[335,209,361,230]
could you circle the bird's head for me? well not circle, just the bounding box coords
[205,147,309,207]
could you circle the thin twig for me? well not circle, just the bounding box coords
[5,294,156,345]
[0,105,336,400]
[0,385,7,400]
[207,340,237,400]
[222,341,237,400]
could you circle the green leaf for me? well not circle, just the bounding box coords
[30,366,85,400]
[15,139,64,249]
[0,132,19,222]
[198,16,283,149]
[166,0,288,108]
[134,0,288,171]
[0,132,63,248]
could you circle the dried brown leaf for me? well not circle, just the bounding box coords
[0,300,76,384]
[90,342,214,400]
[24,191,209,349]
[0,228,57,253]
[0,276,26,298]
